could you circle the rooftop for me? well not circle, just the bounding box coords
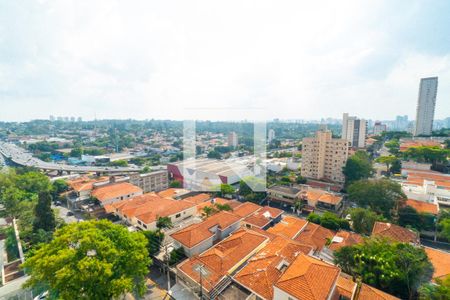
[294,222,335,251]
[267,216,308,239]
[424,247,450,280]
[232,202,262,218]
[91,182,142,202]
[358,283,400,300]
[183,193,211,205]
[234,236,312,300]
[177,228,268,292]
[68,176,108,192]
[171,211,241,248]
[274,254,340,300]
[301,188,343,205]
[328,230,364,252]
[372,222,419,244]
[336,275,356,300]
[405,199,439,215]
[267,185,301,195]
[243,206,283,229]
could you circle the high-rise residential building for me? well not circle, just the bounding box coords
[395,115,409,131]
[373,122,387,135]
[301,129,348,184]
[414,77,438,136]
[228,132,238,148]
[341,113,367,148]
[268,129,276,143]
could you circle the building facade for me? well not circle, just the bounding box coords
[301,130,348,184]
[342,113,367,148]
[128,170,168,193]
[373,121,387,135]
[227,131,238,148]
[414,77,438,136]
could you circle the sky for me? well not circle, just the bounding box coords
[0,0,449,122]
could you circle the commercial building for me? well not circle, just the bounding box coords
[128,170,168,193]
[401,170,450,207]
[301,130,348,184]
[268,129,276,143]
[168,158,252,190]
[227,131,238,148]
[414,77,438,136]
[342,113,367,148]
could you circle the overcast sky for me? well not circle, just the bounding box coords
[0,0,449,122]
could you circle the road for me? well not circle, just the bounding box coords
[0,142,159,174]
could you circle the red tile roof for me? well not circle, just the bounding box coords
[171,211,241,248]
[243,206,283,229]
[424,247,450,280]
[336,275,356,299]
[184,193,211,205]
[232,202,262,218]
[111,193,196,225]
[358,283,400,300]
[177,229,268,292]
[405,199,439,215]
[91,182,142,203]
[234,236,313,300]
[267,216,308,239]
[68,176,108,192]
[274,254,340,300]
[294,222,335,251]
[372,222,419,244]
[328,230,364,251]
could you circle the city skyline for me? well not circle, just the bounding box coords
[1,1,450,122]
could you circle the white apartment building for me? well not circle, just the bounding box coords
[268,129,276,143]
[228,131,238,148]
[128,170,168,193]
[342,113,367,148]
[414,77,438,136]
[301,130,348,184]
[373,122,387,135]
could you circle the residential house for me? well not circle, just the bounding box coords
[267,185,302,205]
[300,187,343,212]
[171,211,241,257]
[294,222,335,253]
[424,247,450,281]
[176,228,269,299]
[372,222,419,244]
[242,206,283,230]
[91,182,143,206]
[267,216,308,240]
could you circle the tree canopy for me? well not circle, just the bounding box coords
[343,151,373,186]
[334,238,433,299]
[23,220,151,299]
[347,179,406,218]
[348,207,383,235]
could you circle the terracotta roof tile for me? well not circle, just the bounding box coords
[171,211,241,248]
[177,229,268,292]
[294,222,335,251]
[336,275,356,299]
[405,199,439,215]
[234,236,313,300]
[328,230,364,251]
[243,206,283,229]
[267,216,308,239]
[232,202,262,218]
[274,254,340,300]
[184,193,211,205]
[372,222,419,244]
[91,182,142,203]
[424,247,450,280]
[358,283,400,300]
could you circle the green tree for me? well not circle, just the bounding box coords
[143,230,164,256]
[349,208,381,235]
[439,218,450,241]
[375,155,399,175]
[169,247,186,266]
[169,180,182,188]
[69,147,83,158]
[52,179,68,200]
[307,213,321,224]
[239,176,265,196]
[343,151,374,186]
[385,139,400,155]
[348,179,406,218]
[207,150,221,159]
[296,175,307,184]
[419,275,450,300]
[1,186,28,218]
[403,146,449,166]
[215,203,232,212]
[390,158,402,174]
[16,172,52,194]
[202,206,216,217]
[23,220,151,299]
[33,191,56,233]
[109,160,128,167]
[219,184,235,197]
[334,238,433,299]
[156,216,173,229]
[398,206,421,230]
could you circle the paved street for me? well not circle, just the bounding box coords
[52,204,80,224]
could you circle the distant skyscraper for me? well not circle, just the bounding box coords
[49,115,55,121]
[268,129,276,143]
[227,132,238,148]
[414,77,438,136]
[77,117,83,122]
[341,113,367,148]
[373,122,387,135]
[395,115,409,131]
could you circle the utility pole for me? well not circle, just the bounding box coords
[199,264,204,300]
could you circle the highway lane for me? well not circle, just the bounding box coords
[0,142,149,173]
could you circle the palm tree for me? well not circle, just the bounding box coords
[156,216,173,230]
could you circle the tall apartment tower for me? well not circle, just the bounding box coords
[341,113,367,148]
[301,129,348,184]
[228,132,238,148]
[268,129,276,143]
[414,77,438,136]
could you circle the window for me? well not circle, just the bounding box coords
[176,213,181,218]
